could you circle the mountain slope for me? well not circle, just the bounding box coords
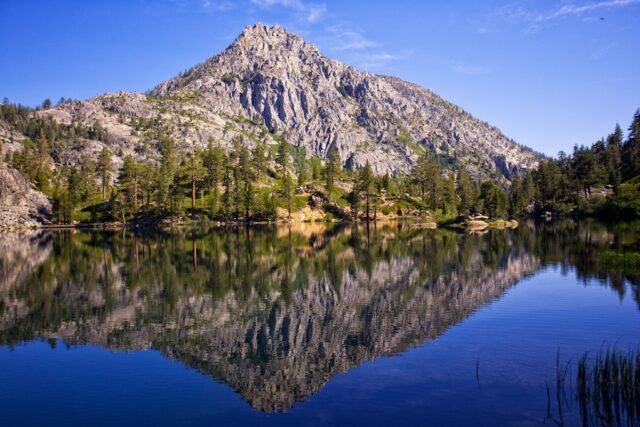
[43,23,540,181]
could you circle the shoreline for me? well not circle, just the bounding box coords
[1,216,520,233]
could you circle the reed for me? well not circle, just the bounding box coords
[569,348,639,426]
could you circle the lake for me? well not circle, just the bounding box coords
[0,220,638,426]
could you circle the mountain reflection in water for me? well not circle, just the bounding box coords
[0,221,638,413]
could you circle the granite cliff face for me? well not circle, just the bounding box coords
[0,162,51,229]
[43,24,540,181]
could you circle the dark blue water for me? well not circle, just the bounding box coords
[0,222,638,426]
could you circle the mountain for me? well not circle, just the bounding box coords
[41,23,540,181]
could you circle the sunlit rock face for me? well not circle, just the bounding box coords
[0,163,51,229]
[41,23,540,182]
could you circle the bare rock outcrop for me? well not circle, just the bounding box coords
[0,162,51,229]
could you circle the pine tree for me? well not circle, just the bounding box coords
[571,145,605,198]
[221,156,232,220]
[232,160,241,218]
[443,172,457,215]
[411,154,442,211]
[298,163,310,186]
[533,160,566,207]
[156,137,177,211]
[349,170,359,220]
[456,166,473,214]
[605,125,623,192]
[279,173,294,219]
[252,141,266,180]
[67,166,84,209]
[79,155,97,202]
[203,139,223,214]
[119,155,141,214]
[509,174,522,215]
[243,178,254,220]
[186,150,205,211]
[310,156,323,181]
[96,146,113,201]
[139,162,157,210]
[357,161,374,221]
[324,148,340,197]
[411,155,429,201]
[35,132,51,191]
[276,137,290,177]
[480,180,507,218]
[622,109,640,180]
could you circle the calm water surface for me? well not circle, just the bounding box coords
[0,220,638,426]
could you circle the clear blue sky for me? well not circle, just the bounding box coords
[1,0,638,156]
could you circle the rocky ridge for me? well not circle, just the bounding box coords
[41,23,541,181]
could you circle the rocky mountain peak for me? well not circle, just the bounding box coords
[232,23,319,56]
[44,23,542,181]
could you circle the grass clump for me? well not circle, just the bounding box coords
[548,348,640,426]
[576,348,640,426]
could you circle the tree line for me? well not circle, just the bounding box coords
[2,98,638,223]
[508,109,640,218]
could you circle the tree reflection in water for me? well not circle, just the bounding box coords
[0,220,638,412]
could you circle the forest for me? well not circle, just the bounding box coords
[1,98,639,224]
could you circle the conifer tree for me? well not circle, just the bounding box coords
[443,172,457,215]
[357,161,374,220]
[279,173,294,219]
[35,132,50,191]
[221,156,232,220]
[276,138,290,177]
[97,146,113,201]
[157,137,177,211]
[252,141,266,180]
[203,139,223,214]
[324,148,340,197]
[456,166,473,214]
[622,109,640,180]
[605,125,623,192]
[186,150,205,211]
[140,162,157,210]
[119,155,141,214]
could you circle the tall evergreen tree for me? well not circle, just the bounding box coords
[157,137,177,211]
[203,139,223,214]
[571,145,605,198]
[96,146,113,201]
[276,138,290,177]
[139,162,156,210]
[605,125,623,192]
[35,132,51,191]
[221,156,232,220]
[357,161,374,220]
[456,166,474,214]
[443,172,457,215]
[622,109,640,180]
[279,173,294,219]
[119,155,141,215]
[252,141,266,180]
[185,150,205,211]
[324,148,340,196]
